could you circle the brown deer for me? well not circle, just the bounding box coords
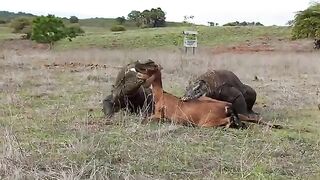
[135,60,283,129]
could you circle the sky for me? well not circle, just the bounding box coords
[2,0,316,26]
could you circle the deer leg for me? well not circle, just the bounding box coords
[198,117,231,128]
[141,114,162,124]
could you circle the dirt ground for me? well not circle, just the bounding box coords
[0,39,320,179]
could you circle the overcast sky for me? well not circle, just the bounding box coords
[2,0,315,26]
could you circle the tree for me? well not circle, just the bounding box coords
[208,22,215,26]
[115,16,126,25]
[291,2,320,39]
[64,24,85,41]
[255,22,264,26]
[128,10,142,26]
[128,8,166,28]
[31,14,84,47]
[141,10,151,27]
[149,7,166,27]
[69,16,79,23]
[223,21,264,26]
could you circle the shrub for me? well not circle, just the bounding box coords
[64,24,85,41]
[10,17,32,33]
[291,3,320,39]
[110,25,126,32]
[69,16,79,23]
[31,15,66,45]
[115,16,126,25]
[31,14,84,47]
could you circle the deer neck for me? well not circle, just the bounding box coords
[150,71,163,103]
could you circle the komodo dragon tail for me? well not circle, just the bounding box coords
[238,114,283,129]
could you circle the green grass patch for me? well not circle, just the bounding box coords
[54,26,291,50]
[0,26,20,40]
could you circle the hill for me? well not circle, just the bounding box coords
[0,10,191,28]
[78,17,189,29]
[0,11,36,21]
[55,26,291,50]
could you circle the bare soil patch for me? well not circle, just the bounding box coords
[211,36,315,54]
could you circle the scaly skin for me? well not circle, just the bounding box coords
[182,70,258,116]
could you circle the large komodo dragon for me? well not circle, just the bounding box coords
[102,61,154,117]
[182,70,259,117]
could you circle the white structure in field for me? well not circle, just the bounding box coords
[183,30,198,54]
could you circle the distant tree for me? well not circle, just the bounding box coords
[69,16,79,23]
[128,10,142,26]
[208,22,215,26]
[223,21,263,26]
[149,7,166,27]
[248,22,255,26]
[240,21,248,26]
[31,15,83,48]
[255,22,264,26]
[141,10,151,27]
[115,16,126,25]
[291,2,320,39]
[10,17,32,33]
[215,23,219,26]
[128,8,166,28]
[64,24,85,41]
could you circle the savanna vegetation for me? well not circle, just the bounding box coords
[0,3,320,179]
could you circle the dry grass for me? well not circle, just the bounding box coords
[0,43,320,179]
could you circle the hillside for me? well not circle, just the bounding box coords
[78,18,189,29]
[0,11,36,21]
[0,10,191,28]
[55,26,291,50]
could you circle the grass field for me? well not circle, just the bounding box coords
[55,26,291,50]
[0,24,320,179]
[1,39,320,179]
[0,26,20,40]
[0,23,291,50]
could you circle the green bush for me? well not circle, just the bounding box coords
[110,25,126,32]
[10,17,32,33]
[65,24,85,41]
[31,15,66,45]
[31,14,84,47]
[291,3,320,39]
[69,16,79,23]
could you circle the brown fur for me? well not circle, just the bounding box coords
[137,66,237,128]
[192,92,283,129]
